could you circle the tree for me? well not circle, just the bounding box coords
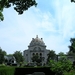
[0,48,7,64]
[31,54,42,63]
[68,38,75,54]
[2,50,7,55]
[47,50,56,63]
[31,54,38,62]
[71,0,75,2]
[58,52,66,56]
[57,52,68,62]
[48,59,72,75]
[31,54,43,66]
[13,51,24,64]
[67,38,75,60]
[0,0,37,21]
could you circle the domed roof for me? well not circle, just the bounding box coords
[29,35,46,47]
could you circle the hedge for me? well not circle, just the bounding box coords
[0,66,15,75]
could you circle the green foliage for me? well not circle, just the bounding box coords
[0,0,37,21]
[48,57,72,75]
[63,69,75,75]
[5,0,37,14]
[71,0,75,2]
[32,55,38,62]
[58,52,66,56]
[31,55,42,63]
[68,38,75,59]
[47,50,56,63]
[0,12,4,21]
[0,48,7,64]
[0,0,8,21]
[13,51,24,64]
[0,66,15,75]
[68,38,75,53]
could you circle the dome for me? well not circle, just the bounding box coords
[29,35,46,47]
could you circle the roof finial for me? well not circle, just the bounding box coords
[36,35,38,38]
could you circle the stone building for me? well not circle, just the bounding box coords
[4,55,17,65]
[23,35,50,65]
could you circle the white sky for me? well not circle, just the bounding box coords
[0,0,75,54]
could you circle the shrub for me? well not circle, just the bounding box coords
[63,69,75,75]
[48,58,72,75]
[0,66,15,75]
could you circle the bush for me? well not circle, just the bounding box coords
[48,58,72,75]
[0,66,15,75]
[63,69,75,75]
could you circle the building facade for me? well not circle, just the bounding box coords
[23,35,50,65]
[4,55,17,65]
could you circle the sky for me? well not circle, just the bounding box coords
[0,0,75,54]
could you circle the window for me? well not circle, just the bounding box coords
[40,53,42,56]
[36,53,38,55]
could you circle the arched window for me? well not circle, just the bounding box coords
[40,53,42,56]
[36,53,38,55]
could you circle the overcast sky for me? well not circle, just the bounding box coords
[0,0,75,54]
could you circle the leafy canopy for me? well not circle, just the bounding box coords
[68,38,75,54]
[13,51,24,64]
[47,50,56,63]
[0,48,7,64]
[48,58,72,75]
[71,0,75,2]
[0,0,37,21]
